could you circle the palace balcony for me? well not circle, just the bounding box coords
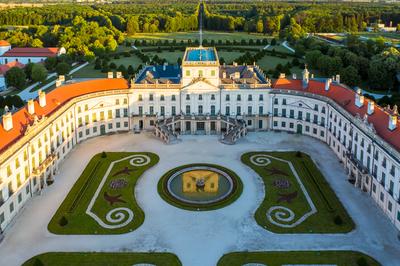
[32,153,57,177]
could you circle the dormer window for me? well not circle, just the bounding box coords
[186,94,190,100]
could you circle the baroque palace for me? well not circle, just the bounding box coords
[0,46,400,232]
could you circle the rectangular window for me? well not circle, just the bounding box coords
[259,106,263,115]
[108,110,112,119]
[124,122,129,127]
[116,122,121,128]
[236,106,241,115]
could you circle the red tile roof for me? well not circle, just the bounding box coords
[0,40,10,47]
[0,61,25,75]
[272,77,400,153]
[1,47,60,58]
[0,78,129,154]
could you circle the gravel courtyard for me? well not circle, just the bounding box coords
[0,131,399,266]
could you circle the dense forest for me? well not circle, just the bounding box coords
[0,1,399,92]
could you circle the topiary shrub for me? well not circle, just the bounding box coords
[59,216,68,227]
[101,151,107,158]
[334,215,343,225]
[356,257,368,266]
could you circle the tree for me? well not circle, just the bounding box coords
[256,19,264,33]
[44,57,57,71]
[31,38,43,48]
[5,67,26,89]
[285,18,306,42]
[340,66,360,87]
[31,64,48,83]
[24,63,35,80]
[55,62,71,75]
[368,47,400,90]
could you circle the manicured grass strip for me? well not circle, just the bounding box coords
[242,151,354,233]
[158,163,243,211]
[48,152,159,235]
[217,251,380,266]
[68,160,101,213]
[23,252,181,266]
[301,160,334,212]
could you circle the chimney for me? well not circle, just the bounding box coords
[2,109,13,131]
[336,74,340,83]
[279,73,286,79]
[367,100,375,115]
[58,75,65,82]
[222,72,226,79]
[325,78,332,91]
[38,90,46,107]
[355,88,364,108]
[388,115,397,131]
[27,99,35,115]
[163,63,167,71]
[116,72,122,78]
[302,65,309,89]
[292,73,297,79]
[55,80,62,87]
[233,62,237,67]
[107,72,114,79]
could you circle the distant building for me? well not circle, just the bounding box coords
[0,61,25,91]
[367,22,397,32]
[0,47,66,65]
[0,40,11,57]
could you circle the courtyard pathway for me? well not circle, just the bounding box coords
[0,132,399,266]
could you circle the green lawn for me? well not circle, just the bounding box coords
[23,252,181,266]
[218,251,380,266]
[158,163,243,211]
[48,152,159,234]
[241,152,354,233]
[128,31,271,42]
[73,53,142,79]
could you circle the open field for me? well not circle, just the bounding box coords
[128,31,271,42]
[23,252,181,266]
[218,251,380,266]
[241,151,354,233]
[73,54,142,78]
[48,152,159,234]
